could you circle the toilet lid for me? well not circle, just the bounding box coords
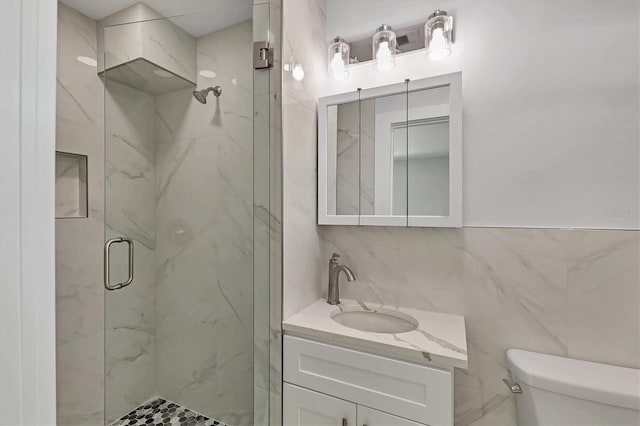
[506,349,640,411]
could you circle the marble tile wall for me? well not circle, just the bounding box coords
[55,4,105,425]
[318,227,640,425]
[282,0,328,321]
[57,5,160,423]
[154,20,255,426]
[280,0,327,421]
[104,80,158,423]
[139,17,196,84]
[98,3,197,84]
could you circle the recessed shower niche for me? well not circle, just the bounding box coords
[55,151,88,219]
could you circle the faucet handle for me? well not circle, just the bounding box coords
[330,253,340,264]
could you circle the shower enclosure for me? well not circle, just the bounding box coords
[99,3,275,425]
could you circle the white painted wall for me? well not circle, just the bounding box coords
[326,0,640,229]
[0,0,58,424]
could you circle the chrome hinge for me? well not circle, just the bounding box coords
[254,41,273,69]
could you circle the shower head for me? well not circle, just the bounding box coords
[193,90,207,104]
[193,86,222,104]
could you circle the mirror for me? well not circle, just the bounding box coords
[318,73,461,227]
[394,117,449,216]
[327,100,360,216]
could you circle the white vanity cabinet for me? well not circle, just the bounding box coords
[283,335,454,426]
[284,383,423,426]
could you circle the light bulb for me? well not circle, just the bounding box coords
[330,52,348,80]
[375,41,394,71]
[292,64,305,81]
[428,27,451,61]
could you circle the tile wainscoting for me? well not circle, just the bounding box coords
[319,226,639,425]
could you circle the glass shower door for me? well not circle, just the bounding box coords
[102,5,271,425]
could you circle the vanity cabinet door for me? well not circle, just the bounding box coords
[284,383,357,426]
[357,405,425,426]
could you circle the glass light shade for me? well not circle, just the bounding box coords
[372,24,396,72]
[291,64,305,81]
[328,37,350,80]
[425,10,454,61]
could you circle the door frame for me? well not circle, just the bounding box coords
[0,0,58,424]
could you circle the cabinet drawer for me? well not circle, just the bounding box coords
[284,336,453,425]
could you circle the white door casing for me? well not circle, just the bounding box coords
[0,0,57,424]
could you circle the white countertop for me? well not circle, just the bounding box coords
[283,298,468,369]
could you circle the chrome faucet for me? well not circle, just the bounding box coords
[327,253,356,305]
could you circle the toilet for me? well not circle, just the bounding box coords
[506,349,640,426]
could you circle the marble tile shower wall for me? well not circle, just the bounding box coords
[154,20,255,426]
[104,80,158,422]
[56,4,104,425]
[57,6,159,423]
[320,226,640,425]
[57,5,159,423]
[97,3,197,83]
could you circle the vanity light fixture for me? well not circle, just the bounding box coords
[328,37,350,80]
[425,9,454,61]
[284,53,305,82]
[372,24,397,72]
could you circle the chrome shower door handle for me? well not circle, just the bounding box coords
[104,237,134,291]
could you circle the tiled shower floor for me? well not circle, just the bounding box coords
[109,397,227,426]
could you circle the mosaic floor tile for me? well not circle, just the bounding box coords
[109,397,227,426]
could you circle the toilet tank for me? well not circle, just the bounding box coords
[506,349,640,426]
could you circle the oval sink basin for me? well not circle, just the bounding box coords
[331,306,419,334]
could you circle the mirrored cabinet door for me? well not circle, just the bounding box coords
[359,97,375,218]
[324,95,360,225]
[406,76,461,227]
[318,72,462,227]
